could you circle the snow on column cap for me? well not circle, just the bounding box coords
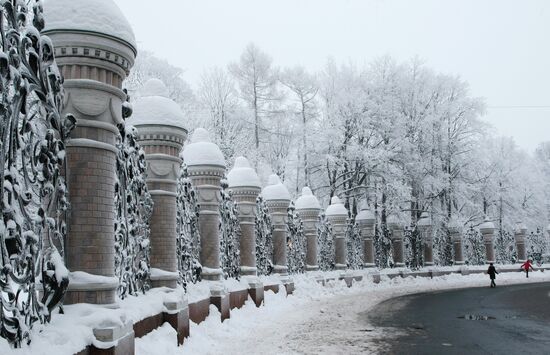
[325,196,348,217]
[479,217,495,233]
[261,174,290,201]
[356,203,375,223]
[416,211,432,229]
[43,0,136,49]
[127,79,187,129]
[447,216,462,232]
[514,221,528,234]
[227,156,261,188]
[387,214,402,230]
[182,128,226,167]
[295,187,321,210]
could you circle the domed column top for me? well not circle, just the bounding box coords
[43,0,136,88]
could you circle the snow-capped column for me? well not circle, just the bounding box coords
[326,197,349,271]
[227,157,262,276]
[263,175,291,275]
[182,129,226,281]
[295,187,322,271]
[356,205,376,268]
[43,0,136,305]
[417,212,434,266]
[388,215,405,267]
[449,219,464,265]
[514,222,528,263]
[480,218,496,264]
[128,79,187,288]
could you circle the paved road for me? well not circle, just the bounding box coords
[367,282,550,355]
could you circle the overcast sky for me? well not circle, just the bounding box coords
[114,0,549,153]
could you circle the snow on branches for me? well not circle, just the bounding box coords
[255,195,273,275]
[345,221,362,270]
[0,0,75,347]
[176,164,201,290]
[286,202,306,274]
[219,179,241,279]
[317,214,334,271]
[114,116,153,299]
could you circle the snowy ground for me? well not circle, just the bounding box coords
[136,270,550,355]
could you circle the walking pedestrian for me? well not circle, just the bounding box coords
[487,263,498,288]
[521,259,534,278]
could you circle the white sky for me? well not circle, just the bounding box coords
[114,0,550,153]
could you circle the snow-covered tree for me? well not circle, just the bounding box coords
[176,164,201,290]
[404,227,423,269]
[464,226,485,265]
[0,0,74,346]
[317,214,334,271]
[286,202,306,274]
[219,179,241,279]
[527,228,546,265]
[114,119,153,299]
[345,222,363,269]
[255,195,273,275]
[495,230,514,264]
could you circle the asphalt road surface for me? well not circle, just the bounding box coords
[367,282,550,355]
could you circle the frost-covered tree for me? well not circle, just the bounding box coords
[464,226,485,265]
[0,0,75,346]
[317,214,334,271]
[219,179,241,279]
[286,202,306,274]
[114,120,153,299]
[176,164,201,290]
[527,228,546,265]
[404,227,423,269]
[255,195,273,275]
[345,222,363,269]
[495,230,514,264]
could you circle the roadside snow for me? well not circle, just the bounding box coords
[137,270,550,355]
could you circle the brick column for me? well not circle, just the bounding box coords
[356,205,376,268]
[182,129,226,282]
[227,157,264,306]
[129,79,187,288]
[44,6,136,305]
[388,216,405,267]
[449,219,464,265]
[514,222,528,263]
[295,187,321,271]
[480,218,496,264]
[326,197,348,271]
[417,212,434,266]
[262,175,291,276]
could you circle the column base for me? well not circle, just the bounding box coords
[163,297,189,345]
[335,263,347,271]
[150,268,179,289]
[64,272,118,305]
[201,267,224,281]
[363,263,376,268]
[454,261,465,265]
[394,263,406,268]
[240,266,258,277]
[306,265,319,272]
[424,262,434,267]
[91,320,134,355]
[273,265,288,275]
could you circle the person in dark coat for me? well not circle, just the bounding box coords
[521,259,534,278]
[487,263,498,288]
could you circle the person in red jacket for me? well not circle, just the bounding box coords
[521,259,535,278]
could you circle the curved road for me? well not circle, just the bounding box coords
[367,282,550,354]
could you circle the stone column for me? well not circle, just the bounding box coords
[417,212,434,266]
[448,219,464,265]
[182,128,226,281]
[356,205,376,268]
[227,157,264,306]
[388,215,405,267]
[295,187,322,271]
[514,222,528,263]
[129,79,187,288]
[43,2,136,305]
[326,197,349,271]
[262,175,291,276]
[480,218,496,264]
